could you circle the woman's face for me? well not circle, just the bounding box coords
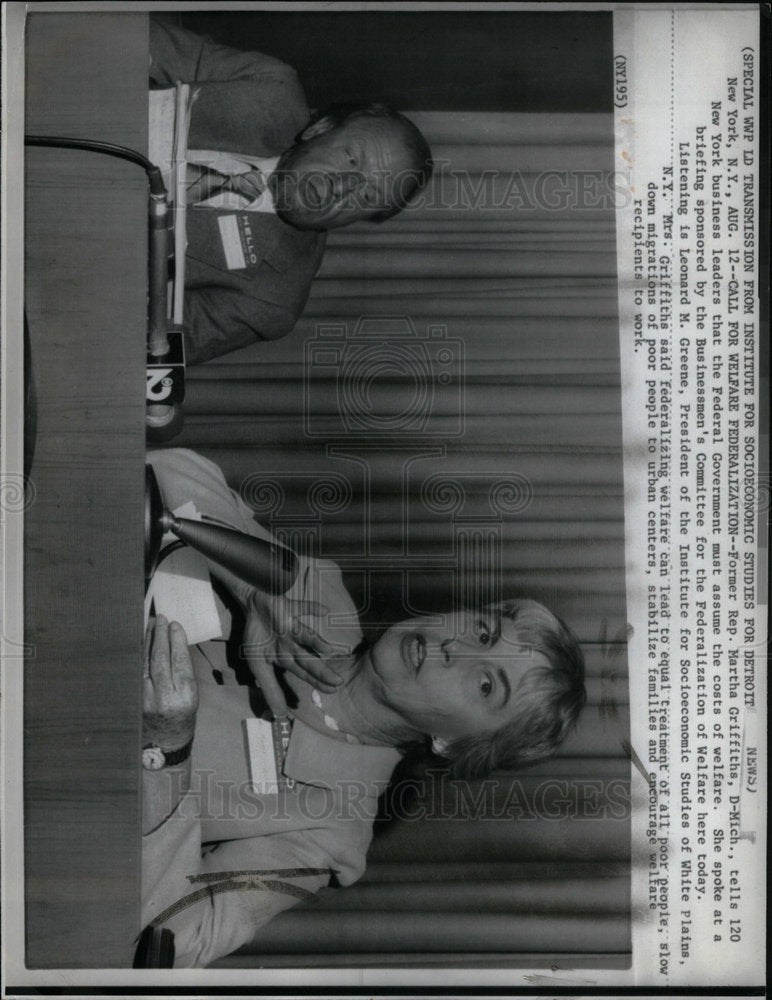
[361,608,549,742]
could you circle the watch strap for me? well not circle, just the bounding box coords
[142,740,193,770]
[161,740,193,766]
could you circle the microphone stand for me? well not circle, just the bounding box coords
[24,134,186,441]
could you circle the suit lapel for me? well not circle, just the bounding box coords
[186,207,325,281]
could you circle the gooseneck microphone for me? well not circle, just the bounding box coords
[145,464,298,594]
[161,512,298,595]
[25,134,185,442]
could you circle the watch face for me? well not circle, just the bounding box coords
[142,746,166,771]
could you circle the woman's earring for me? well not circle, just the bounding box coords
[431,735,449,756]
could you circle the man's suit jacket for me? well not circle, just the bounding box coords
[150,19,326,364]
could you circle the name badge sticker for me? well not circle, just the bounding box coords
[243,716,294,794]
[217,214,261,271]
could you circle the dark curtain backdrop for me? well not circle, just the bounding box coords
[160,111,631,968]
[178,11,613,114]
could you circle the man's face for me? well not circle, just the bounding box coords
[361,609,548,742]
[270,116,416,230]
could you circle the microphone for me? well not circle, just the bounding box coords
[161,512,299,595]
[146,186,185,442]
[145,462,298,594]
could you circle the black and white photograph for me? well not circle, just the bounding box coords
[0,1,765,991]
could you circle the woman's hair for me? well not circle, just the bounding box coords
[303,101,433,219]
[436,599,587,780]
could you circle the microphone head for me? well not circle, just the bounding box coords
[146,403,184,443]
[169,517,299,594]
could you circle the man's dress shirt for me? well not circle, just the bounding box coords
[186,153,278,212]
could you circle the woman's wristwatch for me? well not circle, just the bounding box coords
[142,740,193,771]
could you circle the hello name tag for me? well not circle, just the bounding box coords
[217,214,261,271]
[243,716,295,794]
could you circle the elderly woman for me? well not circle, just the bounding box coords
[141,449,586,968]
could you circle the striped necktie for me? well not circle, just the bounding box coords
[185,164,266,206]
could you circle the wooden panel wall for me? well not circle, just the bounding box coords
[23,12,148,968]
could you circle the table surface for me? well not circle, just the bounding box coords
[23,11,149,969]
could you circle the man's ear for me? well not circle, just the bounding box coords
[299,115,337,143]
[431,735,449,756]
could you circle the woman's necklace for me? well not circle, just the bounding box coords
[290,652,401,748]
[290,652,361,744]
[310,687,360,744]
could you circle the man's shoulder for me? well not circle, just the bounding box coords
[150,19,299,82]
[150,19,310,154]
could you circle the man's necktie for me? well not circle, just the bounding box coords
[185,164,266,205]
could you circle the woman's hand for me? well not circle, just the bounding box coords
[143,615,198,751]
[242,595,344,718]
